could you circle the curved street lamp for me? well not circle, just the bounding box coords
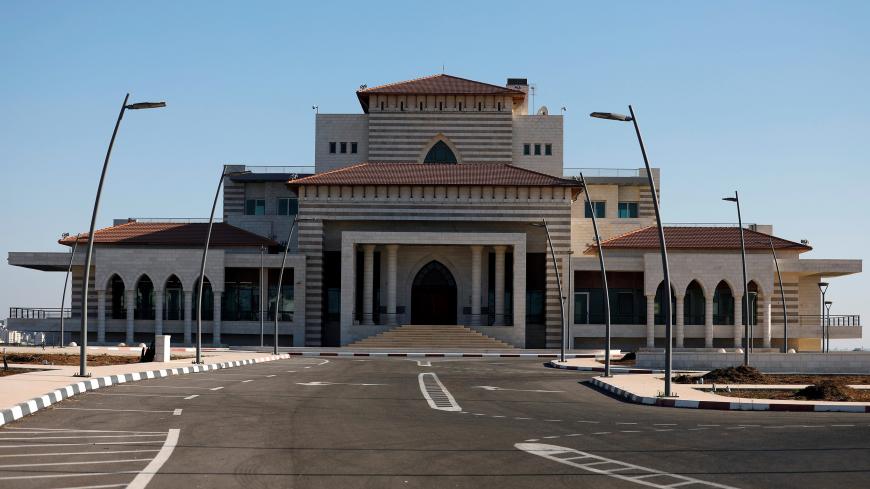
[590,107,674,396]
[578,173,612,376]
[530,220,566,362]
[723,192,750,365]
[78,95,165,377]
[59,233,80,348]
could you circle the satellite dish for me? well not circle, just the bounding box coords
[537,105,549,115]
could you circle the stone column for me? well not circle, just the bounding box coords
[704,293,714,348]
[97,289,106,344]
[763,297,772,348]
[675,294,685,348]
[154,289,164,337]
[213,291,222,346]
[493,245,507,326]
[362,244,375,325]
[645,295,655,348]
[125,289,135,345]
[733,294,743,348]
[385,244,399,326]
[470,245,483,326]
[183,290,193,345]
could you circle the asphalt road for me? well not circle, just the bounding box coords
[2,357,870,488]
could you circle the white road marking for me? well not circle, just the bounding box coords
[831,424,855,427]
[0,471,139,482]
[0,449,160,458]
[698,424,720,427]
[51,484,127,489]
[577,420,600,424]
[127,429,180,489]
[516,443,741,489]
[173,409,182,416]
[184,395,199,400]
[416,360,432,367]
[0,458,153,469]
[242,380,254,383]
[2,428,166,433]
[266,374,276,377]
[473,385,564,393]
[118,385,214,390]
[544,419,563,422]
[0,441,163,449]
[53,408,174,414]
[209,386,224,391]
[653,423,677,426]
[0,434,166,440]
[88,393,187,398]
[286,370,297,373]
[592,432,611,435]
[418,372,462,412]
[616,422,639,425]
[296,381,386,386]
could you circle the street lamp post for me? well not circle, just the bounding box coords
[723,192,750,365]
[195,166,250,364]
[824,300,833,352]
[818,282,829,353]
[531,220,567,362]
[578,173,612,376]
[590,106,674,396]
[59,233,80,348]
[769,236,789,352]
[272,215,309,355]
[78,95,165,377]
[260,245,265,348]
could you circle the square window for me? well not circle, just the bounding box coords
[351,142,358,154]
[618,202,639,218]
[584,201,606,219]
[534,144,541,155]
[329,142,336,154]
[245,199,266,216]
[545,143,552,156]
[340,142,347,154]
[523,144,530,156]
[278,198,299,216]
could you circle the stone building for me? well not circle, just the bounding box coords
[6,74,862,350]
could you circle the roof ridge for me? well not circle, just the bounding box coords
[597,225,657,245]
[289,162,370,184]
[503,163,577,184]
[357,73,525,95]
[357,74,443,93]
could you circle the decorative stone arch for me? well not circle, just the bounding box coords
[403,253,465,325]
[747,279,766,299]
[133,273,156,320]
[684,278,708,298]
[417,133,462,164]
[103,272,126,291]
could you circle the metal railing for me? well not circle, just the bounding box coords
[662,222,758,228]
[245,165,315,174]
[796,314,861,327]
[563,168,642,178]
[9,307,71,319]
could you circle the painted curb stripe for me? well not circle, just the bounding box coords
[0,354,293,427]
[588,377,870,413]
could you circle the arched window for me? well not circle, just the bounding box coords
[743,281,760,327]
[654,282,676,324]
[424,141,457,164]
[684,281,706,325]
[164,275,184,320]
[109,274,126,320]
[713,281,735,325]
[134,275,155,320]
[192,277,214,321]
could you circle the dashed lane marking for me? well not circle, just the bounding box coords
[0,449,160,459]
[209,386,224,391]
[266,375,276,378]
[418,372,461,412]
[242,380,254,383]
[53,408,175,414]
[172,409,182,416]
[516,443,741,489]
[183,395,199,400]
[417,360,432,367]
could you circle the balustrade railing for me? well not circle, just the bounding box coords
[9,307,71,319]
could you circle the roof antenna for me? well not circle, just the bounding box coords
[442,64,445,73]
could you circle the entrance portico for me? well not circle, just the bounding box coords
[339,231,527,346]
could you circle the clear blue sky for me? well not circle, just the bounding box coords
[1,1,868,347]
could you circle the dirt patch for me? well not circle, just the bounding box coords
[717,382,870,402]
[0,367,44,377]
[3,353,143,366]
[675,366,870,386]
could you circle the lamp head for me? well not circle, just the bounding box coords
[61,232,70,238]
[818,282,829,293]
[722,197,738,203]
[825,300,833,306]
[590,111,633,122]
[125,102,166,110]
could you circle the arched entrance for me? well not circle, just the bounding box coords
[411,261,457,324]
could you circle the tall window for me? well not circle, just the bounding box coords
[458,102,463,111]
[534,144,541,155]
[380,101,385,110]
[351,142,358,154]
[439,101,443,111]
[400,101,404,111]
[329,142,336,154]
[419,102,424,111]
[584,201,606,218]
[277,197,298,216]
[523,144,531,155]
[545,144,552,156]
[618,202,639,218]
[340,142,347,154]
[497,102,502,111]
[424,141,457,164]
[245,199,265,216]
[478,102,482,111]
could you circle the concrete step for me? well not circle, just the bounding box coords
[348,325,515,349]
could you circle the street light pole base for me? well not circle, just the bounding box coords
[73,373,91,378]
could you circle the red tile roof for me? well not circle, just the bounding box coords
[287,163,581,187]
[59,221,277,248]
[357,74,525,96]
[589,226,811,253]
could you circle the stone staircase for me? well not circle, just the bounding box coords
[347,325,516,350]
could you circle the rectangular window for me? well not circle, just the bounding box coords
[340,142,347,154]
[574,292,590,324]
[351,142,358,154]
[245,199,266,216]
[618,202,639,218]
[584,201,606,219]
[545,143,552,156]
[534,144,541,155]
[523,144,530,156]
[277,198,298,216]
[329,142,336,154]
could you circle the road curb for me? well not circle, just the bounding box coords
[285,351,595,358]
[0,354,291,427]
[545,361,658,374]
[588,377,870,413]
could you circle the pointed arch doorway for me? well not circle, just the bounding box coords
[411,261,457,325]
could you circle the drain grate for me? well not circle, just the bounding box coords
[418,372,461,411]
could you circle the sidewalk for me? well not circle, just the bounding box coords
[590,373,870,413]
[548,356,657,374]
[0,349,283,418]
